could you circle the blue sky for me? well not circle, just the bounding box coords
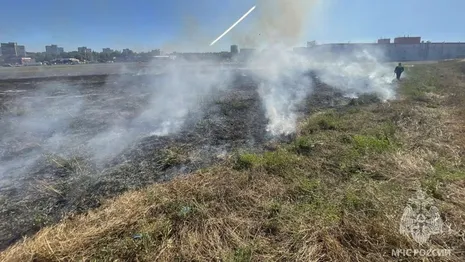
[1,0,463,53]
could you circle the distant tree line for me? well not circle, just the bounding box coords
[24,49,239,64]
[27,49,161,63]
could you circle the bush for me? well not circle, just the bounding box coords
[235,153,263,170]
[292,136,314,155]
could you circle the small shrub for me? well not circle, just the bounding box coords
[339,133,353,144]
[292,136,314,155]
[235,153,263,170]
[318,117,338,130]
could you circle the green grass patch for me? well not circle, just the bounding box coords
[235,149,300,175]
[282,196,341,227]
[434,163,465,182]
[352,134,393,154]
[228,247,253,262]
[286,177,321,201]
[421,161,465,200]
[262,150,300,175]
[342,187,378,217]
[235,152,263,170]
[301,111,341,134]
[400,65,440,100]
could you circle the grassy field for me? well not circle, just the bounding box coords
[1,61,465,261]
[0,63,149,79]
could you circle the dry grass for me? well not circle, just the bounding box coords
[2,61,465,261]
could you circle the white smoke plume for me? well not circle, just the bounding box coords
[235,0,396,135]
[0,82,85,185]
[0,57,235,184]
[248,46,313,135]
[306,46,396,101]
[86,58,233,163]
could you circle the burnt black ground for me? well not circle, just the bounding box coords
[0,70,353,251]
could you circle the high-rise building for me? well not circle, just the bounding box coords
[77,47,92,60]
[46,44,63,55]
[230,45,238,55]
[1,42,18,57]
[17,45,26,56]
[46,44,57,54]
[1,42,31,64]
[78,46,90,53]
[102,48,113,54]
[122,48,133,56]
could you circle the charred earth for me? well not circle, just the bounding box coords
[0,69,352,250]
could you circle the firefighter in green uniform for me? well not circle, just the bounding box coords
[394,63,404,80]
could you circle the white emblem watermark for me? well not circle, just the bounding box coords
[391,248,451,257]
[392,188,452,257]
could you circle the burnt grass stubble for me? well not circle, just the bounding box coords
[0,70,355,250]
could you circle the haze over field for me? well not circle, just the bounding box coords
[0,0,399,185]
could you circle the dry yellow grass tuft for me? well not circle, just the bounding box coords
[2,61,465,261]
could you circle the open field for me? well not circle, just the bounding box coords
[0,62,249,80]
[0,65,353,251]
[0,60,437,80]
[0,70,265,249]
[0,63,141,79]
[1,60,464,261]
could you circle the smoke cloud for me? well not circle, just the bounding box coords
[311,47,396,101]
[0,82,85,186]
[0,0,397,207]
[87,59,233,163]
[231,0,396,135]
[232,0,319,48]
[0,58,234,186]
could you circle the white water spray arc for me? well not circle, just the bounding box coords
[209,5,256,46]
